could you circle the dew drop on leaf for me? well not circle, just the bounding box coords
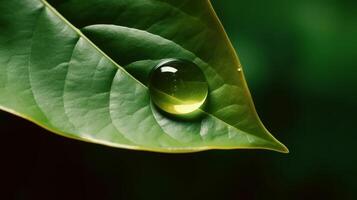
[148,59,208,116]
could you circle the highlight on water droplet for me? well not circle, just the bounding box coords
[148,59,208,116]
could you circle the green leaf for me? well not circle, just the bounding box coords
[0,0,288,153]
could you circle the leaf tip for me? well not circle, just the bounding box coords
[268,139,289,154]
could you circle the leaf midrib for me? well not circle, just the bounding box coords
[39,0,281,147]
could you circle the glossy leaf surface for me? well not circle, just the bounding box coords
[0,0,288,153]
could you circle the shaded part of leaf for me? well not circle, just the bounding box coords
[52,0,238,85]
[81,25,223,98]
[125,59,166,85]
[82,25,195,67]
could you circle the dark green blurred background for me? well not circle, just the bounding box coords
[1,0,357,199]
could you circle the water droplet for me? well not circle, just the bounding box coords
[148,59,208,116]
[237,63,242,72]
